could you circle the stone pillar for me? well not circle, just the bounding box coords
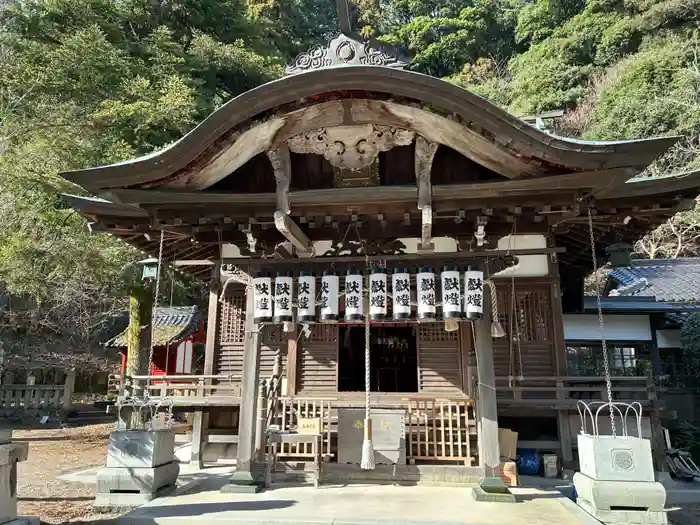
[222,277,263,493]
[0,430,31,525]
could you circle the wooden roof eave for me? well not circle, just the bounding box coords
[60,66,680,192]
[598,170,700,200]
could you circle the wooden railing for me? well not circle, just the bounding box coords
[407,397,477,465]
[269,397,333,459]
[0,370,75,416]
[494,375,664,406]
[114,374,242,405]
[265,395,477,465]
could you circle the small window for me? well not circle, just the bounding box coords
[567,342,652,377]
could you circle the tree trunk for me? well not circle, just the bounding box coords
[125,289,153,382]
[124,289,153,427]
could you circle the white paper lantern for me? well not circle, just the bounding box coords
[273,273,294,323]
[441,266,462,319]
[345,269,364,322]
[369,269,387,321]
[464,266,484,320]
[417,267,437,321]
[392,268,411,320]
[320,271,339,322]
[253,275,273,323]
[297,271,315,322]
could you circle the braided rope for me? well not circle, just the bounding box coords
[364,313,370,419]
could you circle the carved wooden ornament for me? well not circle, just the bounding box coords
[287,124,415,170]
[286,33,406,75]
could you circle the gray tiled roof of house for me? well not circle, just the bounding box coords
[607,259,700,303]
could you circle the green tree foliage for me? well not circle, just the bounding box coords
[2,0,700,362]
[359,0,523,77]
[0,0,280,357]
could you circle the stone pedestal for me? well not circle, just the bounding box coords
[471,477,516,503]
[0,431,30,525]
[94,430,179,509]
[574,435,667,525]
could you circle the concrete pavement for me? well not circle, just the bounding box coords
[119,481,597,525]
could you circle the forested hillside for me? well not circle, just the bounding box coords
[0,0,698,358]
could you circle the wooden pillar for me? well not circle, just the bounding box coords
[190,409,205,469]
[286,328,299,396]
[191,265,221,470]
[548,252,574,468]
[223,276,262,490]
[203,265,221,376]
[475,281,500,476]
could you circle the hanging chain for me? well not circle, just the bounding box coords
[587,206,616,436]
[145,229,165,397]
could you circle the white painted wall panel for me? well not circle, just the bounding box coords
[493,235,549,278]
[563,314,652,341]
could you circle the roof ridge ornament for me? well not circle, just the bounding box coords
[285,0,407,75]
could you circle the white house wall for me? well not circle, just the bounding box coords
[563,314,652,341]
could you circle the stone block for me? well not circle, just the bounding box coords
[0,442,29,525]
[574,472,666,512]
[106,430,175,469]
[471,486,516,503]
[94,485,177,510]
[0,431,12,446]
[219,483,263,494]
[578,434,655,483]
[577,498,667,525]
[95,462,179,498]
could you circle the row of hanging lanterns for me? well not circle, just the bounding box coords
[252,266,484,324]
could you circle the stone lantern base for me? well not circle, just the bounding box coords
[574,434,667,525]
[0,430,38,525]
[93,429,179,509]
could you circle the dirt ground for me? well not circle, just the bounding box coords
[14,422,120,525]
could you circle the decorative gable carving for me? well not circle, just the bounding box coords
[286,124,415,171]
[285,33,407,75]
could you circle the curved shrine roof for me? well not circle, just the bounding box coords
[62,65,678,193]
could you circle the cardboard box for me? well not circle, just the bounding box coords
[497,461,518,486]
[498,428,518,460]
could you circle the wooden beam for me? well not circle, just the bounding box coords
[172,260,216,266]
[420,206,433,252]
[274,211,312,254]
[267,144,291,215]
[222,247,564,267]
[105,167,637,209]
[416,136,438,252]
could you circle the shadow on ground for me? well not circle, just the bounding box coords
[130,500,297,518]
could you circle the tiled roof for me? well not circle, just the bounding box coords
[105,306,200,348]
[607,259,700,303]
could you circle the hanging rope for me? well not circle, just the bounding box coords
[587,205,616,437]
[360,291,375,470]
